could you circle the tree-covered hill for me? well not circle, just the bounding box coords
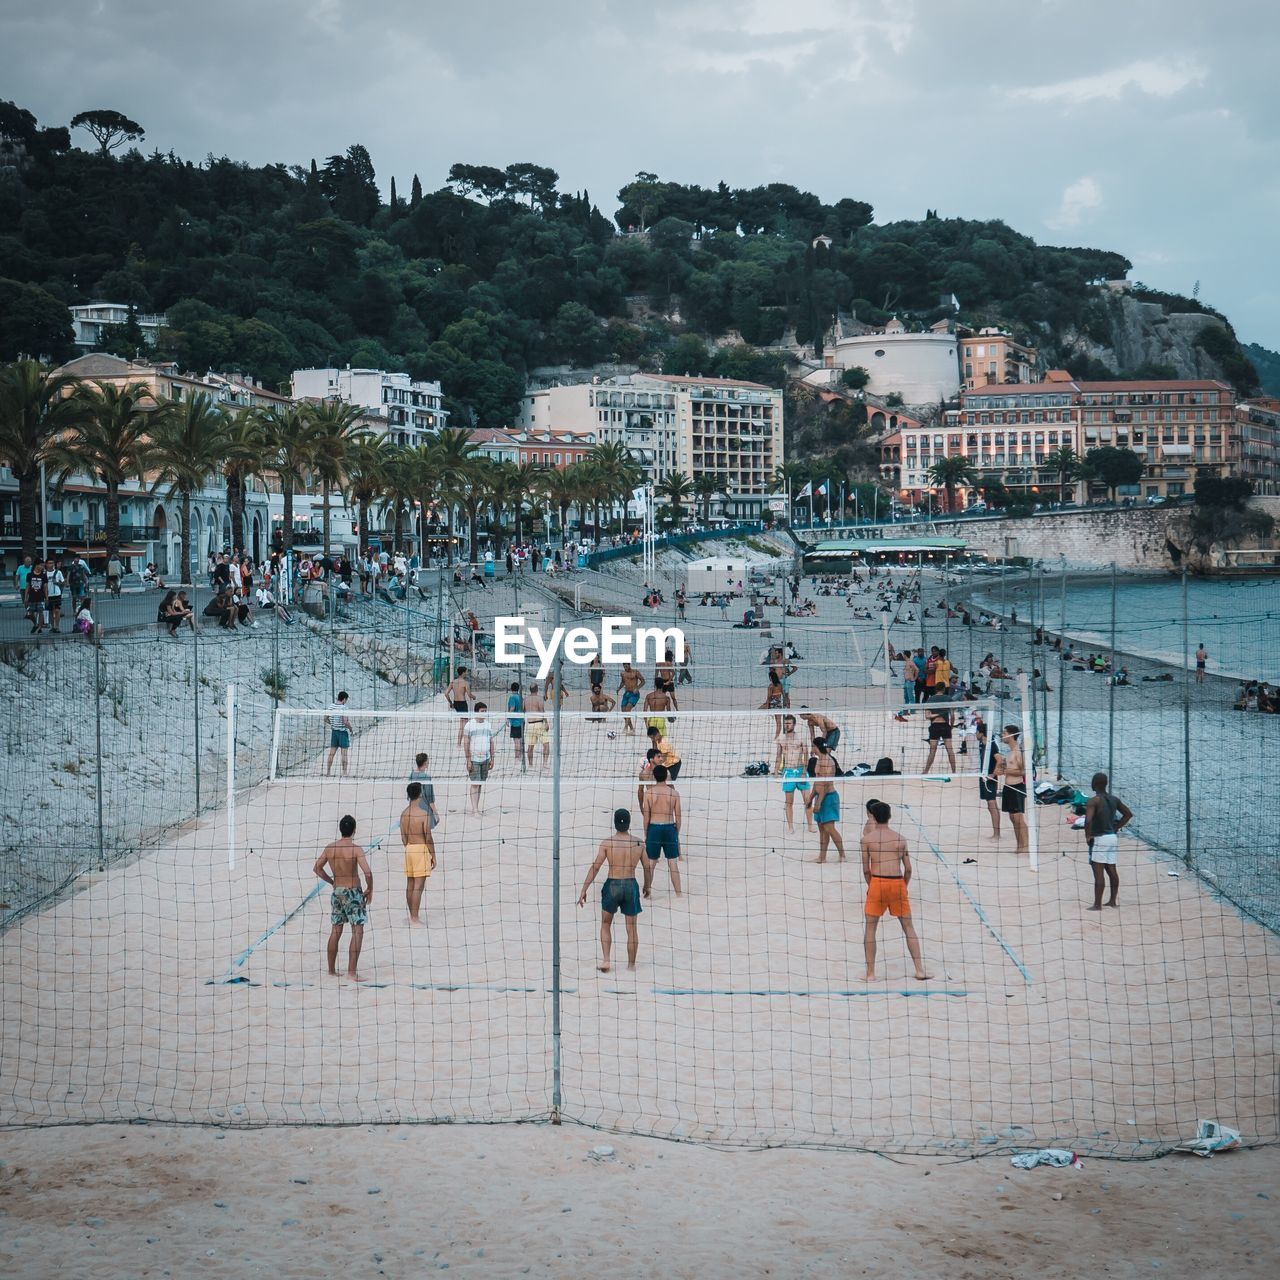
[1243,343,1280,399]
[0,100,1259,426]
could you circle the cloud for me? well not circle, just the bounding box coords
[1048,177,1103,230]
[1010,57,1205,105]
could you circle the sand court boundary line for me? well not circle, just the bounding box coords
[199,978,971,998]
[900,803,1034,985]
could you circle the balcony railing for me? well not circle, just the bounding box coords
[1,522,162,545]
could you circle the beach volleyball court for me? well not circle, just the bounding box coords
[1,699,1276,1155]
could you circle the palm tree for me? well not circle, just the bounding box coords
[576,459,611,544]
[404,440,444,559]
[486,462,522,546]
[304,400,369,559]
[1045,444,1081,504]
[459,458,497,563]
[926,455,978,514]
[147,392,237,582]
[588,441,642,536]
[507,460,544,543]
[256,404,318,554]
[47,382,154,562]
[345,435,395,551]
[432,427,480,561]
[0,360,78,561]
[773,460,813,524]
[657,471,693,528]
[380,445,420,555]
[542,466,579,542]
[222,407,268,555]
[694,473,723,524]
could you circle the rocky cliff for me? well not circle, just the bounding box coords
[1060,292,1234,381]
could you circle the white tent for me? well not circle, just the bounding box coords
[686,557,763,594]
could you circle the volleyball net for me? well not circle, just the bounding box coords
[3,669,1277,1156]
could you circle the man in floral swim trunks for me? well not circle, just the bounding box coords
[313,814,373,982]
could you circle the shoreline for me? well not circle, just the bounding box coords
[950,572,1265,688]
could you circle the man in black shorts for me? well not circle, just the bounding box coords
[923,706,957,774]
[976,716,1000,839]
[996,724,1028,855]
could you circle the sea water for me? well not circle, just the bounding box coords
[975,574,1280,685]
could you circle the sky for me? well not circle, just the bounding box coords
[3,0,1278,347]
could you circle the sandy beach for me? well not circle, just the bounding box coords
[2,1123,1276,1278]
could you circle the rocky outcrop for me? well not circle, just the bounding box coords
[1061,293,1230,379]
[890,502,1276,573]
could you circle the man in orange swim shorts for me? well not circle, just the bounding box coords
[861,800,932,982]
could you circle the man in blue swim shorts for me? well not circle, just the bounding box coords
[807,736,845,864]
[773,713,812,833]
[641,763,683,897]
[578,808,651,972]
[617,662,645,736]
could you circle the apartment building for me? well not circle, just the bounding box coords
[519,373,784,514]
[470,428,598,470]
[69,302,168,351]
[890,372,1239,505]
[1076,379,1235,498]
[957,327,1039,390]
[290,367,448,447]
[1234,398,1279,495]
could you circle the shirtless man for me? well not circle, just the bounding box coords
[523,683,550,769]
[641,764,682,897]
[655,650,675,691]
[578,808,652,972]
[773,713,812,833]
[808,737,845,863]
[587,687,616,722]
[798,709,841,752]
[617,662,646,735]
[995,724,1028,855]
[445,667,473,745]
[637,748,658,826]
[642,682,677,739]
[861,801,932,982]
[1195,643,1208,684]
[313,814,373,982]
[399,782,436,925]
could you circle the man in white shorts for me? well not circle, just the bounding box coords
[1084,771,1133,911]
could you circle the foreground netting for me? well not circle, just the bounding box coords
[2,687,1276,1156]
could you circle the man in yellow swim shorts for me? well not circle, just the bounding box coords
[399,781,436,926]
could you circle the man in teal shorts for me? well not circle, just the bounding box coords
[640,764,683,897]
[577,808,652,972]
[773,713,812,833]
[807,736,845,863]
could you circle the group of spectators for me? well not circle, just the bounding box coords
[13,553,100,639]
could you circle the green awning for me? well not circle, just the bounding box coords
[808,537,967,553]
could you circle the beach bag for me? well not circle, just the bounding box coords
[742,761,770,777]
[873,757,898,776]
